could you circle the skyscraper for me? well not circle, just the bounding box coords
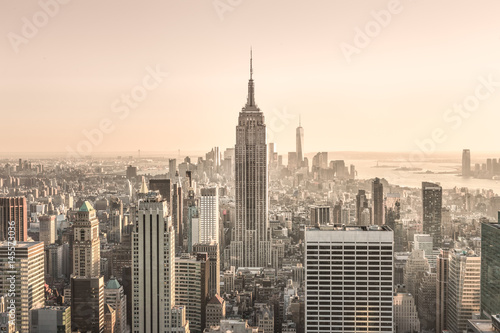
[447,249,481,332]
[71,276,105,333]
[436,248,450,333]
[175,252,210,333]
[296,117,304,166]
[0,196,27,241]
[481,222,500,319]
[304,225,394,332]
[73,201,101,277]
[372,178,384,226]
[199,187,219,245]
[0,241,45,332]
[422,182,442,248]
[71,202,104,333]
[193,243,220,299]
[39,214,56,245]
[231,52,270,268]
[132,192,187,332]
[462,149,471,177]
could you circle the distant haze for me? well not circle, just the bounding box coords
[1,0,500,154]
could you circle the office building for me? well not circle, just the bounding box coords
[71,276,105,333]
[393,286,420,333]
[463,149,471,177]
[296,118,304,165]
[73,201,100,277]
[30,306,71,333]
[309,205,331,226]
[39,215,56,245]
[132,192,185,332]
[175,253,210,333]
[206,295,226,328]
[126,165,137,179]
[0,241,45,332]
[0,196,27,241]
[105,277,127,333]
[304,225,393,332]
[447,249,481,333]
[193,242,220,298]
[422,182,442,248]
[231,53,270,268]
[372,178,384,226]
[200,187,219,244]
[436,248,450,333]
[481,223,500,319]
[355,190,369,224]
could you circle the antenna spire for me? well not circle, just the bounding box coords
[250,47,253,80]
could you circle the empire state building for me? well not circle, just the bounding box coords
[230,52,270,268]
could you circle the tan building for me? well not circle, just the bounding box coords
[104,304,116,333]
[73,201,100,277]
[393,286,421,333]
[0,241,45,332]
[447,249,481,333]
[39,215,56,245]
[205,294,225,328]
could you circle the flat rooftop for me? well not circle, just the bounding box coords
[306,225,392,232]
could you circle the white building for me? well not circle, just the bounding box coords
[132,192,188,333]
[305,225,393,332]
[199,187,219,244]
[39,215,56,245]
[393,287,420,333]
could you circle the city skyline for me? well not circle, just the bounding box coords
[2,1,500,153]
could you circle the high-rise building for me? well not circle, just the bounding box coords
[193,243,220,299]
[175,252,210,333]
[71,275,105,333]
[309,205,330,226]
[355,190,370,224]
[149,178,172,207]
[296,118,304,165]
[403,249,429,301]
[422,182,442,248]
[393,286,420,333]
[105,277,127,333]
[462,149,471,177]
[0,241,45,332]
[372,178,384,226]
[132,192,186,333]
[205,295,226,329]
[304,225,394,332]
[0,197,27,241]
[73,201,100,277]
[481,223,500,319]
[287,152,298,170]
[109,210,122,244]
[447,249,481,333]
[169,159,177,180]
[30,306,71,333]
[436,248,450,333]
[39,215,56,245]
[186,188,199,253]
[232,52,270,268]
[172,182,183,247]
[126,165,137,179]
[200,187,219,244]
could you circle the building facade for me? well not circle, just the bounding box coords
[305,225,393,332]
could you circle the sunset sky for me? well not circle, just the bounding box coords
[1,0,500,155]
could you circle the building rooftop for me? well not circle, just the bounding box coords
[306,225,392,232]
[105,277,121,289]
[79,201,95,212]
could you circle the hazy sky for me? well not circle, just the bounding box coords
[1,0,500,155]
